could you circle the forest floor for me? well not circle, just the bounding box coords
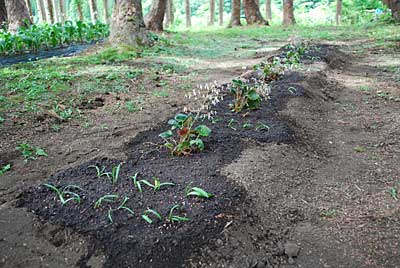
[0,25,400,268]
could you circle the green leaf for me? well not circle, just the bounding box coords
[35,148,48,157]
[0,164,11,176]
[247,89,260,101]
[159,130,173,138]
[174,113,188,123]
[195,125,211,137]
[187,187,214,198]
[190,139,204,151]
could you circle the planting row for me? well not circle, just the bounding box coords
[0,21,109,56]
[44,163,213,224]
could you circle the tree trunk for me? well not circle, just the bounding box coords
[243,0,267,25]
[76,0,84,21]
[282,0,295,25]
[265,0,271,20]
[45,0,54,23]
[218,0,223,25]
[145,0,167,31]
[184,0,191,27]
[25,0,33,19]
[164,0,173,28]
[5,0,31,32]
[52,0,59,22]
[88,0,98,23]
[36,0,46,22]
[385,0,400,22]
[102,0,109,23]
[0,0,7,23]
[59,0,65,23]
[228,0,241,26]
[109,0,151,46]
[335,0,342,25]
[208,0,215,25]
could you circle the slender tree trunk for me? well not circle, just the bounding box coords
[102,0,109,23]
[145,0,167,31]
[110,0,151,46]
[228,0,241,26]
[243,0,267,24]
[335,0,342,25]
[164,0,172,28]
[88,0,98,23]
[76,0,84,21]
[208,0,215,25]
[0,0,7,23]
[282,0,295,25]
[45,0,54,23]
[5,0,32,32]
[59,0,65,23]
[218,0,223,25]
[385,0,400,22]
[25,0,33,19]
[184,0,191,27]
[255,0,259,6]
[265,0,271,20]
[36,0,46,22]
[52,0,59,22]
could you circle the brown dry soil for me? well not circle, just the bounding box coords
[1,39,400,268]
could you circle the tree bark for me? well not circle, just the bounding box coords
[282,0,295,25]
[184,0,191,27]
[52,0,59,22]
[0,0,7,23]
[243,0,267,25]
[45,0,54,23]
[385,0,400,22]
[59,0,65,23]
[265,0,271,20]
[208,0,215,25]
[164,0,173,28]
[228,0,241,26]
[102,0,109,23]
[145,0,167,31]
[89,0,98,23]
[5,0,31,32]
[218,0,223,25]
[335,0,342,25]
[109,0,151,46]
[76,0,84,21]
[25,0,33,19]
[36,0,46,22]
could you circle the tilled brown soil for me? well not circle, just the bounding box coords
[1,41,400,268]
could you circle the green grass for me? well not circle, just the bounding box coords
[1,24,398,125]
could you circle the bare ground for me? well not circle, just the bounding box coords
[1,39,400,268]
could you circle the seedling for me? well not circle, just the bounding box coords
[168,205,190,222]
[228,119,238,130]
[159,113,212,156]
[107,196,135,223]
[242,122,253,129]
[255,122,270,131]
[17,143,47,161]
[354,145,366,153]
[110,163,121,184]
[388,187,398,201]
[320,209,337,218]
[94,194,119,208]
[142,209,162,224]
[288,87,297,94]
[186,187,214,199]
[0,164,11,176]
[130,172,142,192]
[89,165,109,178]
[43,184,83,205]
[229,79,261,113]
[139,177,175,192]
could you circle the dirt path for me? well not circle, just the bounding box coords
[1,40,399,268]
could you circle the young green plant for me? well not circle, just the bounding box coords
[43,184,83,205]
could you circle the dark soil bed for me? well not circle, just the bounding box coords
[0,42,97,67]
[19,44,332,268]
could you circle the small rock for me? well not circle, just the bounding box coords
[284,242,300,265]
